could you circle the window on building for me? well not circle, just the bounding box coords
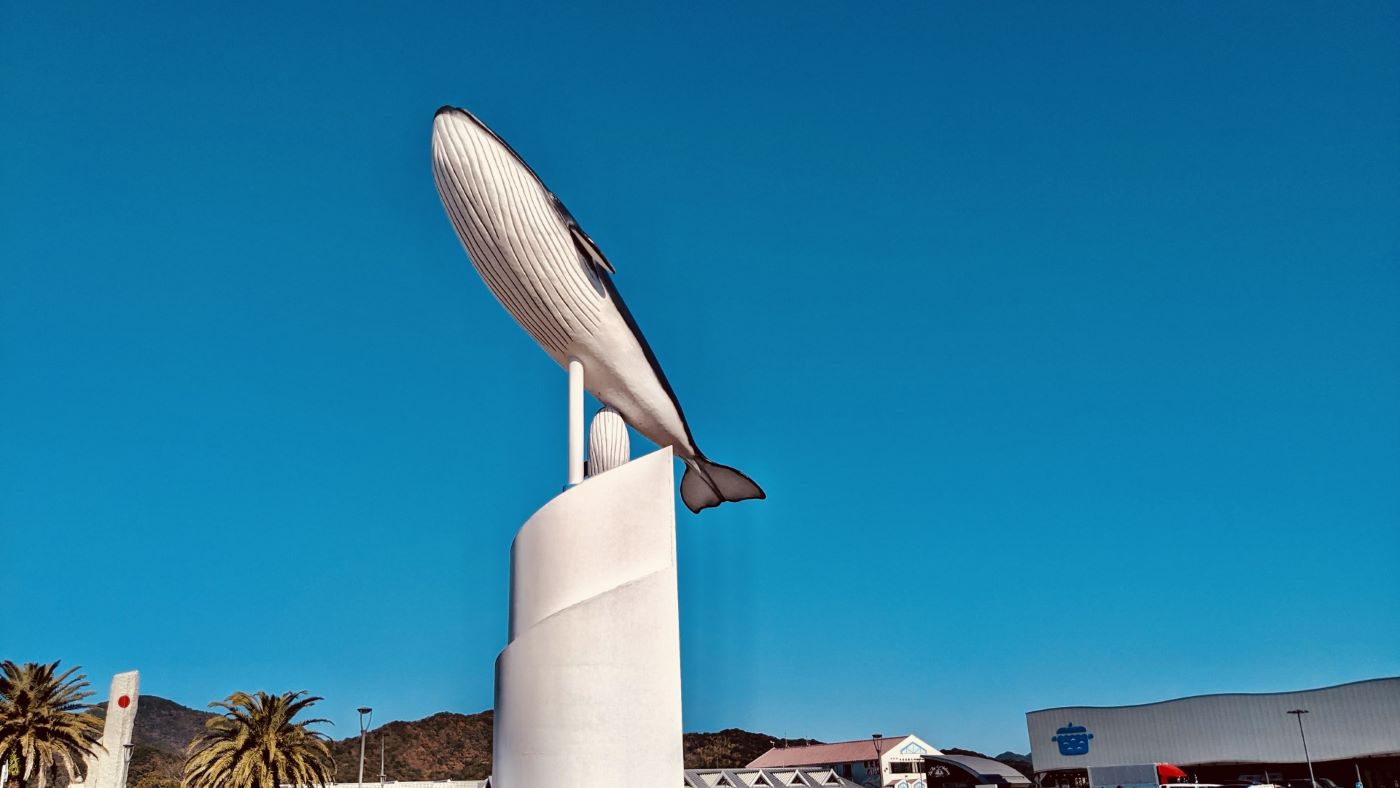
[892,763,920,774]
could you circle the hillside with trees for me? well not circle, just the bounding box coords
[80,695,1031,783]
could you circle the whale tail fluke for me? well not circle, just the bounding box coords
[680,457,765,513]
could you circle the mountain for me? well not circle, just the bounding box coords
[93,696,1025,782]
[106,698,822,779]
[327,716,819,777]
[684,730,823,770]
[994,752,1034,779]
[125,697,215,754]
[326,711,494,782]
[87,695,215,788]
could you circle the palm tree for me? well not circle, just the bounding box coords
[0,660,105,788]
[182,691,334,788]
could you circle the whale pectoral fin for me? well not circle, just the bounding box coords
[569,224,616,275]
[680,457,766,513]
[549,191,617,275]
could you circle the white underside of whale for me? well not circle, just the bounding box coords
[431,109,697,460]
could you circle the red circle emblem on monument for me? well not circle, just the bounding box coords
[118,695,130,709]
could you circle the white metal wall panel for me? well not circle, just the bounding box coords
[1027,678,1400,771]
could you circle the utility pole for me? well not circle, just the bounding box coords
[379,732,387,788]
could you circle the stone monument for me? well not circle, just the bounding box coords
[78,671,140,788]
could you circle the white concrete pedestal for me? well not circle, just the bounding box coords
[492,448,683,788]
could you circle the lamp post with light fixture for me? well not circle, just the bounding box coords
[871,733,885,788]
[1287,709,1316,788]
[357,707,373,788]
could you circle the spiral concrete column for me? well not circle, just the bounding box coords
[492,447,683,788]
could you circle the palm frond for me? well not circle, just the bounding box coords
[183,690,334,788]
[0,662,103,788]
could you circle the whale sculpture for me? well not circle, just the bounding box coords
[431,105,764,512]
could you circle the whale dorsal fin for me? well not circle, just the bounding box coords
[550,192,616,275]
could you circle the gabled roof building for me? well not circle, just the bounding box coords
[684,767,863,787]
[749,735,942,788]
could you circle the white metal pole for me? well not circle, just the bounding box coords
[568,357,584,486]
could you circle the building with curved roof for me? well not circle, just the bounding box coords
[924,754,1032,788]
[1026,677,1400,788]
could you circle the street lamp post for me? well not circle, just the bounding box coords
[871,733,884,788]
[1287,709,1316,788]
[379,732,386,788]
[357,707,374,788]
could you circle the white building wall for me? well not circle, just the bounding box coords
[881,735,940,788]
[1027,677,1400,772]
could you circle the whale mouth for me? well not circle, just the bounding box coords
[435,104,483,125]
[432,104,547,188]
[433,105,501,144]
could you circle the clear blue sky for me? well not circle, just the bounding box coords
[3,0,1397,757]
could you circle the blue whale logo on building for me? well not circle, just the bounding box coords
[1052,722,1093,756]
